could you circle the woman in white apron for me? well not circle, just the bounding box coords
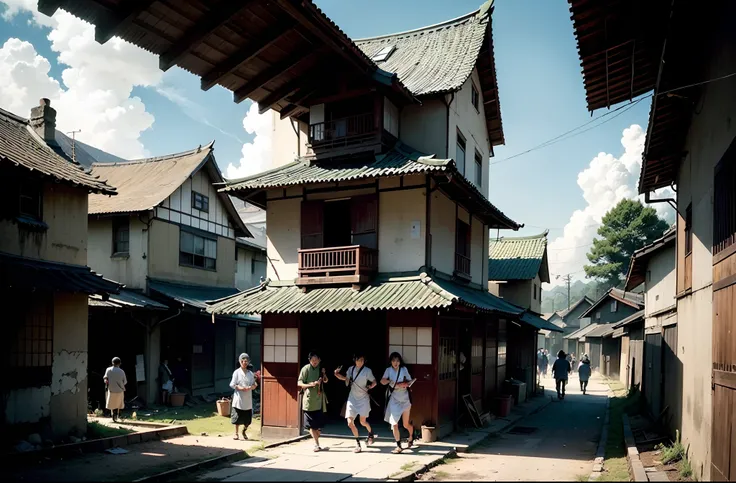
[381,352,416,454]
[333,352,377,453]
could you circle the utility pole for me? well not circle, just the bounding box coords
[67,129,81,162]
[556,274,573,310]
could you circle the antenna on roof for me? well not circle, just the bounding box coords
[67,129,81,162]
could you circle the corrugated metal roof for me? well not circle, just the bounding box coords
[580,287,645,318]
[355,7,487,97]
[565,323,600,340]
[0,106,115,195]
[208,272,527,317]
[149,278,240,311]
[89,288,168,310]
[0,250,120,295]
[488,231,549,282]
[521,312,563,333]
[612,309,645,329]
[88,143,213,214]
[584,323,618,338]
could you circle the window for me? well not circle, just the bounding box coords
[389,326,432,365]
[455,219,471,276]
[533,283,537,300]
[714,137,736,254]
[596,311,601,321]
[456,130,466,175]
[112,216,129,254]
[9,295,53,388]
[19,179,42,220]
[251,258,256,274]
[180,230,217,270]
[471,336,483,375]
[263,327,298,363]
[471,84,480,111]
[474,150,483,188]
[611,300,618,313]
[372,44,395,62]
[439,336,456,380]
[191,191,209,213]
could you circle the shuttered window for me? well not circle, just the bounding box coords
[714,137,736,255]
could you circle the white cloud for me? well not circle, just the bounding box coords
[226,103,274,179]
[547,124,675,286]
[0,4,161,158]
[1,0,55,27]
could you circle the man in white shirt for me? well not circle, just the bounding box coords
[104,357,127,422]
[229,353,257,440]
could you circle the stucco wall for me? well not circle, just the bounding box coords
[87,216,148,289]
[400,98,448,157]
[147,219,235,287]
[470,215,484,285]
[448,69,491,195]
[430,190,456,276]
[643,245,676,319]
[266,197,301,282]
[236,245,266,290]
[270,114,309,169]
[378,188,426,273]
[498,280,532,309]
[0,183,87,265]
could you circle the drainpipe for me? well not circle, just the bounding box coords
[444,93,455,158]
[290,118,300,158]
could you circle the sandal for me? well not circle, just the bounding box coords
[391,446,403,454]
[313,445,321,452]
[354,445,362,453]
[366,434,375,446]
[233,435,239,440]
[407,438,415,448]
[242,429,248,440]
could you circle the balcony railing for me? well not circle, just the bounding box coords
[298,245,378,285]
[308,113,376,150]
[455,253,471,279]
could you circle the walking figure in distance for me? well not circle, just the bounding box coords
[298,352,329,452]
[333,352,377,453]
[578,354,592,394]
[552,350,572,400]
[381,352,416,454]
[229,353,257,440]
[104,357,127,422]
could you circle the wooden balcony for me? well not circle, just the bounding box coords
[454,253,471,280]
[297,245,378,286]
[308,113,378,152]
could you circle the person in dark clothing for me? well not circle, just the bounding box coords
[171,356,188,393]
[552,350,571,400]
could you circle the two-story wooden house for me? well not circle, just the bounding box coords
[0,99,119,441]
[85,142,256,405]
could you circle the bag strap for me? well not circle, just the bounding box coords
[348,365,365,390]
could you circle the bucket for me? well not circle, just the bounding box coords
[494,395,513,418]
[169,393,186,407]
[421,425,438,443]
[216,398,231,417]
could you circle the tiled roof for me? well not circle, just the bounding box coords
[613,309,645,329]
[88,143,214,214]
[355,6,488,97]
[584,323,618,338]
[222,142,520,230]
[488,231,549,282]
[148,278,240,311]
[557,296,595,319]
[565,323,599,340]
[0,107,115,195]
[580,287,645,318]
[0,250,120,296]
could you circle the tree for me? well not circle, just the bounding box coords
[584,199,669,288]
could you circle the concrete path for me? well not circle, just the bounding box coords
[420,374,609,481]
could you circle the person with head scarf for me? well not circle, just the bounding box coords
[380,352,416,454]
[229,353,257,440]
[104,357,127,422]
[578,354,592,394]
[551,350,572,400]
[333,352,377,453]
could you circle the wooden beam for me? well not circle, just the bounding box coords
[37,0,63,16]
[200,20,294,91]
[159,0,254,72]
[257,77,304,114]
[95,1,155,44]
[233,49,321,104]
[279,104,301,119]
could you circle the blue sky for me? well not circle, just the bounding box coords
[0,0,655,283]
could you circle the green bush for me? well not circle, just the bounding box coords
[657,430,685,465]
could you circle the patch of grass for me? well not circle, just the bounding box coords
[389,471,403,478]
[657,430,686,465]
[400,460,419,472]
[678,457,693,478]
[86,421,134,439]
[574,474,589,482]
[132,405,261,438]
[601,379,643,482]
[433,470,450,478]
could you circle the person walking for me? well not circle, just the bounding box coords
[298,352,329,452]
[542,350,549,376]
[552,350,571,400]
[104,357,127,422]
[570,353,577,373]
[578,355,592,394]
[381,352,416,454]
[230,353,257,440]
[333,352,377,453]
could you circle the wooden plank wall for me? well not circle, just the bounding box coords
[261,314,300,435]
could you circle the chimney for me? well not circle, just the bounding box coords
[29,98,57,144]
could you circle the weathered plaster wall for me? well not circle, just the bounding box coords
[470,215,484,285]
[430,190,456,276]
[400,98,448,158]
[644,245,676,319]
[378,187,426,272]
[87,216,148,290]
[266,197,301,282]
[271,114,309,169]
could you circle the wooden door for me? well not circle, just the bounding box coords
[711,138,736,481]
[350,194,378,249]
[644,334,663,418]
[301,200,323,249]
[261,315,300,438]
[438,319,458,432]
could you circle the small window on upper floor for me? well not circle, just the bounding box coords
[372,44,396,62]
[112,216,130,255]
[474,150,483,188]
[534,283,537,300]
[471,84,480,112]
[192,191,209,213]
[19,179,42,221]
[456,130,466,175]
[611,300,618,313]
[596,311,601,321]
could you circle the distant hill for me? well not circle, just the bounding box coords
[542,280,604,313]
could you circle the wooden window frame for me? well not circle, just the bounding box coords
[179,228,217,271]
[471,84,480,112]
[9,294,53,389]
[474,149,483,188]
[456,129,467,175]
[533,283,537,300]
[611,300,618,313]
[19,178,43,220]
[713,136,736,255]
[471,335,483,375]
[112,216,130,255]
[455,218,472,277]
[191,191,209,213]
